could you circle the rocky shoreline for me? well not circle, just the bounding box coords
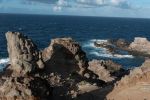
[0,31,150,100]
[94,37,150,57]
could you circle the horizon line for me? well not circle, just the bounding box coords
[0,12,150,20]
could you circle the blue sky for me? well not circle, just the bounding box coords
[0,0,150,18]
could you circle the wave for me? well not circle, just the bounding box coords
[82,39,108,48]
[82,39,134,59]
[90,39,108,43]
[82,42,95,48]
[113,54,134,58]
[0,58,9,71]
[89,51,134,59]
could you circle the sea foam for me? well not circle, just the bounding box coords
[83,39,134,59]
[0,58,9,71]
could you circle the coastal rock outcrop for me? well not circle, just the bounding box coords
[107,59,150,100]
[94,37,150,57]
[88,60,114,82]
[112,39,129,49]
[0,76,53,100]
[88,60,126,82]
[3,31,148,100]
[6,32,44,75]
[94,39,129,55]
[42,38,88,77]
[1,32,107,100]
[129,37,150,56]
[1,32,53,99]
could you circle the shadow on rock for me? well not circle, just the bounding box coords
[29,77,53,100]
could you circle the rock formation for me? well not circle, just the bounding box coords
[0,76,53,100]
[94,39,130,55]
[0,32,53,99]
[88,60,114,82]
[88,60,127,82]
[3,31,150,100]
[6,32,44,75]
[42,38,88,77]
[1,32,108,100]
[129,37,150,56]
[107,59,150,100]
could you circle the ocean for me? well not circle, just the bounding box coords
[1,13,150,70]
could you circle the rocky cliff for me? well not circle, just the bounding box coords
[88,60,125,82]
[107,59,150,100]
[0,32,52,100]
[1,31,149,100]
[6,31,44,76]
[42,37,88,77]
[0,32,108,100]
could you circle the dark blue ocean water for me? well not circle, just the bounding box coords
[1,13,150,68]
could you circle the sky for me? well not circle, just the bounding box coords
[0,0,150,18]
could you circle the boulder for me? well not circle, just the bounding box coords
[107,59,150,100]
[42,38,88,77]
[6,32,44,75]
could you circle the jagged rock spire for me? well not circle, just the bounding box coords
[6,31,44,75]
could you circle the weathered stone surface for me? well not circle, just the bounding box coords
[88,60,114,82]
[42,38,88,77]
[0,32,111,100]
[4,31,146,100]
[88,60,127,82]
[6,32,44,75]
[93,37,150,57]
[129,37,150,55]
[102,60,122,73]
[0,76,53,100]
[107,59,150,100]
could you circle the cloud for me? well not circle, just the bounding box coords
[110,0,131,9]
[0,0,130,12]
[0,0,54,14]
[51,0,131,11]
[76,0,131,8]
[76,0,106,6]
[53,0,68,11]
[27,0,56,4]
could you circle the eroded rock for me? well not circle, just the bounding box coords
[129,37,150,55]
[88,60,114,82]
[88,60,127,83]
[6,32,44,75]
[107,59,150,100]
[42,38,88,77]
[2,31,140,100]
[0,76,53,100]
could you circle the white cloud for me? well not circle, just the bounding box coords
[76,0,107,6]
[53,6,62,11]
[111,0,123,5]
[52,0,130,11]
[53,0,68,11]
[96,0,105,5]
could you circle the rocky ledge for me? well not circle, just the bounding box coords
[107,59,150,100]
[1,31,150,100]
[94,37,150,57]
